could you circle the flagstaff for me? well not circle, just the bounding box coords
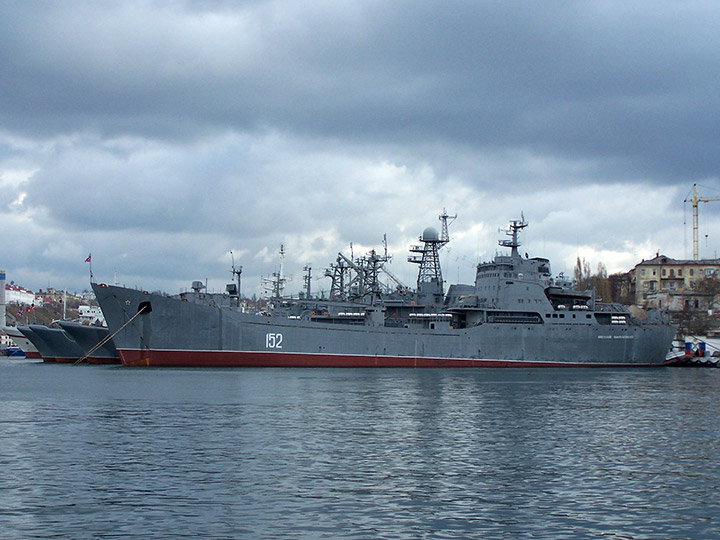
[85,253,93,282]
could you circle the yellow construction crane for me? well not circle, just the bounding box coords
[685,184,720,260]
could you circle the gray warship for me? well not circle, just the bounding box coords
[16,322,118,363]
[92,216,676,367]
[57,321,119,364]
[17,324,85,363]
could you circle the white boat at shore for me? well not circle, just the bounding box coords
[1,325,41,359]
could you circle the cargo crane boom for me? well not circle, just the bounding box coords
[685,184,720,260]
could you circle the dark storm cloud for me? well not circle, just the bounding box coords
[2,1,719,180]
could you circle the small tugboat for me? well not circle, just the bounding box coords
[665,338,720,367]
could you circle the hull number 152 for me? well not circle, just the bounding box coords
[265,333,283,349]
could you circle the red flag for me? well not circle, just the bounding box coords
[85,254,92,263]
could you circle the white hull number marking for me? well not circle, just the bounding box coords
[265,333,283,349]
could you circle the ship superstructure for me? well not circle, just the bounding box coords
[92,215,676,368]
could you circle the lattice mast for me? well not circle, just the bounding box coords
[408,209,456,305]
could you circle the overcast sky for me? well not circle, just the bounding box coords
[2,1,720,298]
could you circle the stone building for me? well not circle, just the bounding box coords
[634,254,720,310]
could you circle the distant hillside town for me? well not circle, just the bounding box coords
[5,282,95,308]
[1,272,100,328]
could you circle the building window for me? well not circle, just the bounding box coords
[653,269,657,276]
[690,269,694,276]
[662,269,666,276]
[678,269,683,277]
[641,269,646,276]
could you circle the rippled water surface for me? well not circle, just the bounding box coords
[1,359,720,539]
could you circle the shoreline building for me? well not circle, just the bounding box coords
[634,255,720,311]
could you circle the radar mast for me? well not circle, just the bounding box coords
[408,210,456,305]
[500,213,528,258]
[262,244,287,299]
[228,251,243,305]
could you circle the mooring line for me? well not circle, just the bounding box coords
[74,305,147,364]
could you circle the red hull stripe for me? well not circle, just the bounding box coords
[49,356,120,364]
[86,357,121,365]
[24,352,42,359]
[118,349,655,368]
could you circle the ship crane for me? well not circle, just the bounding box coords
[379,234,409,293]
[685,184,720,260]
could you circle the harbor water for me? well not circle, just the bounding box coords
[1,359,719,539]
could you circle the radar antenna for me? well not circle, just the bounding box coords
[229,251,243,301]
[439,208,457,247]
[499,215,528,258]
[261,244,288,299]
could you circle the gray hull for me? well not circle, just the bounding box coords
[18,325,85,363]
[17,326,55,362]
[92,284,676,368]
[57,321,119,364]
